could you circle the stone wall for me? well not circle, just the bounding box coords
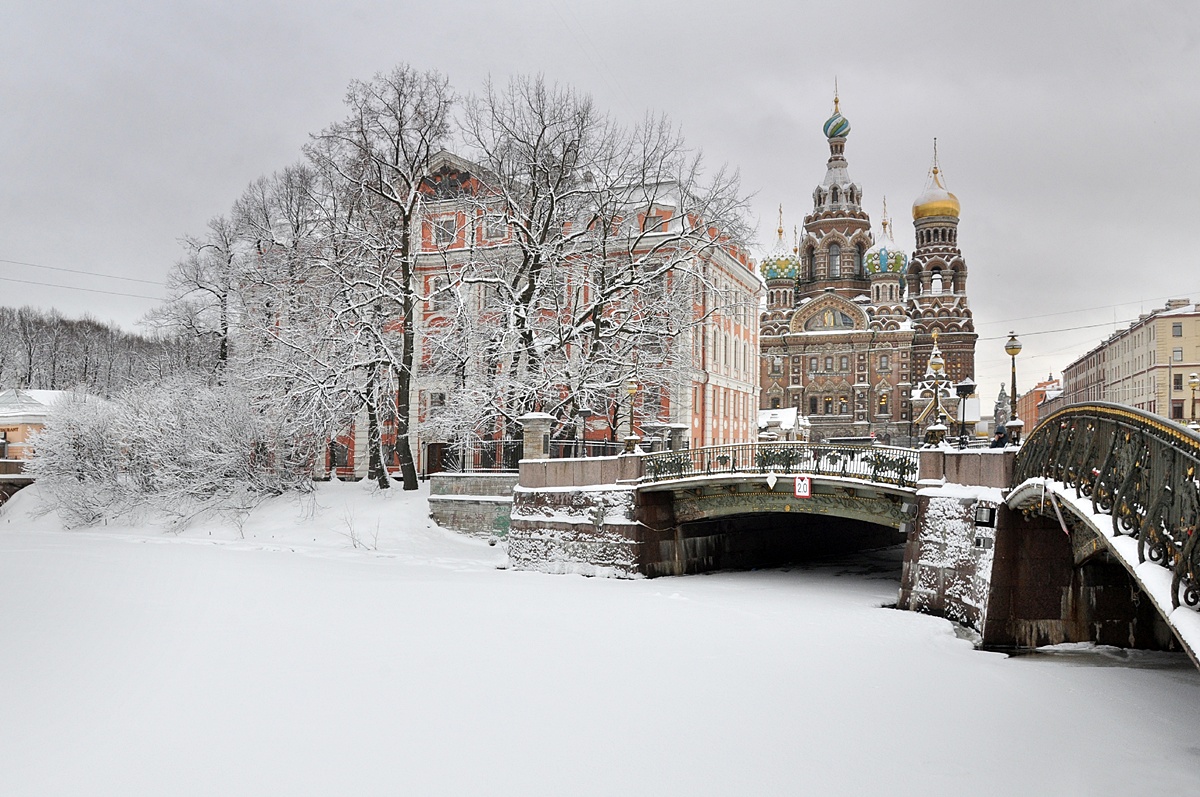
[898,487,1001,634]
[427,472,520,537]
[507,485,643,577]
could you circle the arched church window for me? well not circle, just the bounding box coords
[839,356,849,371]
[831,186,840,203]
[829,244,841,277]
[878,394,889,415]
[931,271,944,294]
[823,396,833,414]
[838,396,848,414]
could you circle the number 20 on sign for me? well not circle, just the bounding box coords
[794,476,811,499]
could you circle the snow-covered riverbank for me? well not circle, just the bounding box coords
[1,481,1197,796]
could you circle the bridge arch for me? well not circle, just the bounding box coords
[1007,403,1200,665]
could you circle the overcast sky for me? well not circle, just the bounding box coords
[3,1,1198,403]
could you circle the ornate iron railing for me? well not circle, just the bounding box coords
[639,442,919,489]
[1014,402,1200,611]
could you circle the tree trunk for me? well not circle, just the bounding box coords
[394,280,419,490]
[365,371,390,489]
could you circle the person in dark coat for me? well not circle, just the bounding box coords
[989,429,1008,448]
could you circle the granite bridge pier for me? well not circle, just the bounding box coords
[499,405,1200,666]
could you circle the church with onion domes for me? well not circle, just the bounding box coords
[759,94,977,444]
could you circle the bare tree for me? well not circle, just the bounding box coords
[427,76,752,445]
[305,65,454,489]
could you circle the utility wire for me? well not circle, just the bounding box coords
[0,274,162,301]
[0,256,164,286]
[979,289,1200,327]
[976,319,1134,342]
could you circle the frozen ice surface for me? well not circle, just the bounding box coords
[1,481,1198,796]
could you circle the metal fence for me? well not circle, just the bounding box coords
[1014,402,1200,611]
[427,439,524,474]
[639,441,919,488]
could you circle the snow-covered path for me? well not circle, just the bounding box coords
[1,483,1198,796]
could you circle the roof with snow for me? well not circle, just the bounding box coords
[0,389,88,420]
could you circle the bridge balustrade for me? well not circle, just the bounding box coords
[1014,402,1200,611]
[639,442,919,488]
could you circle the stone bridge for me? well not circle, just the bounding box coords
[506,407,1200,666]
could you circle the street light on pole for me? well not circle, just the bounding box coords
[955,377,976,448]
[1189,372,1200,431]
[624,379,640,452]
[1005,332,1023,445]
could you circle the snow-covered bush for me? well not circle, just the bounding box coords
[28,376,317,528]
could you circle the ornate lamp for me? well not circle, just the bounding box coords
[1005,332,1023,445]
[955,377,976,448]
[624,380,640,452]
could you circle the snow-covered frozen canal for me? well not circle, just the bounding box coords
[2,482,1198,796]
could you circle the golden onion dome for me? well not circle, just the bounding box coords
[912,166,960,220]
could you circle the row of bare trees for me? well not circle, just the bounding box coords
[0,306,204,395]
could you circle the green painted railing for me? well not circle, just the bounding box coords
[639,442,919,489]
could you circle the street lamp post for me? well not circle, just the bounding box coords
[1005,332,1023,445]
[576,406,593,457]
[955,377,976,448]
[624,379,640,452]
[1189,372,1200,431]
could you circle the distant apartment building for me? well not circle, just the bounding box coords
[1043,299,1200,425]
[1016,376,1061,431]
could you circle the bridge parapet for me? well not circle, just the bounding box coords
[639,442,919,488]
[1014,402,1200,612]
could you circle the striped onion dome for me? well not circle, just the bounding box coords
[866,216,908,274]
[760,222,799,281]
[823,94,851,139]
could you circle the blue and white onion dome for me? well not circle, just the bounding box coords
[759,221,799,281]
[866,215,907,274]
[822,95,851,139]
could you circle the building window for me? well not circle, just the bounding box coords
[823,396,833,414]
[771,397,781,409]
[429,276,454,311]
[1174,348,1184,362]
[839,356,849,371]
[429,392,446,408]
[880,354,890,370]
[878,394,889,415]
[809,356,818,372]
[825,356,833,371]
[1172,400,1185,419]
[838,396,848,414]
[484,214,507,240]
[829,244,841,278]
[809,396,818,415]
[1173,322,1183,337]
[432,216,456,246]
[1175,374,1184,391]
